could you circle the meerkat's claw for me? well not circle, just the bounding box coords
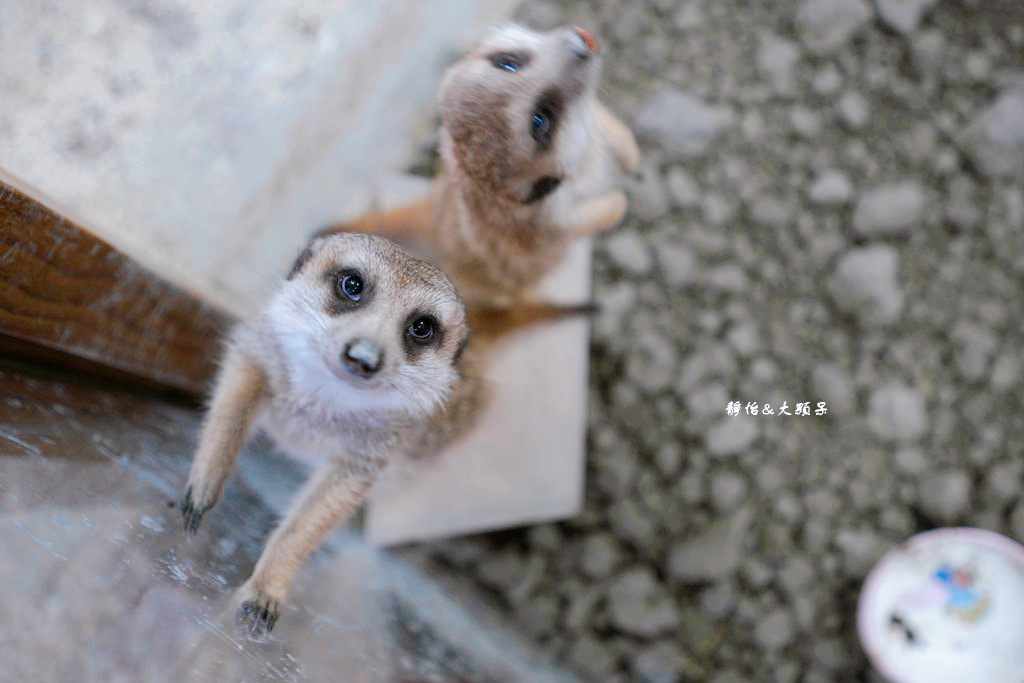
[180,485,211,535]
[238,593,280,636]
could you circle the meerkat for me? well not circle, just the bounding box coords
[322,23,639,304]
[180,233,482,634]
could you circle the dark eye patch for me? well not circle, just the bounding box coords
[531,89,563,151]
[325,267,373,315]
[401,311,444,360]
[524,176,562,204]
[488,51,529,72]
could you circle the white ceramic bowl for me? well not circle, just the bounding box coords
[858,528,1024,683]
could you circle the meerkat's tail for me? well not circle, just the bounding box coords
[315,196,436,242]
[468,301,598,344]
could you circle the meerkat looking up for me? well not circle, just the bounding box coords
[180,233,480,634]
[324,23,640,304]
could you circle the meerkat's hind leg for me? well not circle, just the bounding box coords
[569,190,629,238]
[315,195,436,243]
[182,349,268,535]
[236,461,374,634]
[594,101,640,175]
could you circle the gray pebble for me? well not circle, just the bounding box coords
[796,0,872,54]
[852,182,926,236]
[867,382,927,442]
[607,567,680,636]
[918,469,972,523]
[668,507,753,582]
[829,245,904,326]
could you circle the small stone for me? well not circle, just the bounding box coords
[632,642,691,683]
[811,363,855,415]
[727,322,759,357]
[668,507,753,582]
[828,245,904,326]
[835,528,888,577]
[876,0,938,34]
[579,533,623,580]
[867,382,927,442]
[706,417,760,456]
[951,321,997,381]
[606,231,653,274]
[911,29,945,75]
[608,568,680,637]
[570,636,617,677]
[657,242,699,287]
[527,524,561,552]
[837,90,870,129]
[655,442,684,477]
[813,638,852,670]
[665,167,701,207]
[517,595,559,637]
[707,264,749,292]
[808,169,854,206]
[991,351,1023,391]
[709,471,749,512]
[957,88,1024,178]
[754,609,795,650]
[477,551,525,593]
[790,106,823,138]
[757,33,801,95]
[894,447,928,475]
[749,195,792,226]
[610,498,657,548]
[702,192,736,225]
[686,383,731,422]
[812,63,843,95]
[796,0,872,54]
[918,469,972,524]
[678,345,738,393]
[635,88,734,156]
[852,182,926,236]
[778,556,816,596]
[742,558,774,589]
[627,329,678,394]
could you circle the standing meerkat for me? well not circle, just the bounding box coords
[180,233,482,634]
[323,23,640,304]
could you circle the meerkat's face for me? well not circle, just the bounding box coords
[270,233,468,416]
[439,23,602,204]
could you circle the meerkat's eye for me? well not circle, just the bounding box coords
[337,270,364,301]
[407,316,437,343]
[531,107,553,143]
[488,52,526,72]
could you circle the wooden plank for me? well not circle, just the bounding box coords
[0,180,231,395]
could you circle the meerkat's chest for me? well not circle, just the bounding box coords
[256,400,397,471]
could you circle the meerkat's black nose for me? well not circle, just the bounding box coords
[342,339,381,378]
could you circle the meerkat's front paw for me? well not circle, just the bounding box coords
[180,482,218,535]
[237,580,283,636]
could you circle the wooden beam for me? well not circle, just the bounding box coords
[0,181,231,395]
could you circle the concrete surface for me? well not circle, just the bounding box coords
[0,0,515,315]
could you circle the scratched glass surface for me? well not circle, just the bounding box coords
[0,365,578,683]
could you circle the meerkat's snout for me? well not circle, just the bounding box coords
[571,26,599,55]
[341,338,382,378]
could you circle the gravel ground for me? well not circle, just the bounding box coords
[403,1,1024,681]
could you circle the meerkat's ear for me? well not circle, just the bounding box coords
[286,237,326,280]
